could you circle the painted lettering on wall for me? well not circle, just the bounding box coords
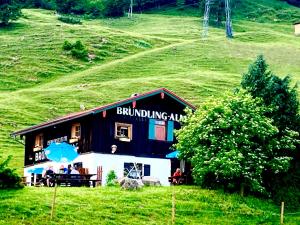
[35,150,46,162]
[116,107,186,122]
[47,136,68,146]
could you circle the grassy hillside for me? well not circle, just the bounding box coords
[0,186,299,225]
[0,0,300,172]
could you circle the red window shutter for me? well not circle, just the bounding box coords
[155,125,166,141]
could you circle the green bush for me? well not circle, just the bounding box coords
[58,15,82,24]
[0,0,22,26]
[0,156,23,189]
[62,40,73,50]
[102,0,129,17]
[106,170,117,186]
[62,40,88,60]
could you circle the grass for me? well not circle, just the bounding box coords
[0,186,299,225]
[0,0,299,223]
[0,0,299,171]
[0,0,298,171]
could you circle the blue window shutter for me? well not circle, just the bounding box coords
[148,119,155,139]
[144,164,150,176]
[167,121,174,142]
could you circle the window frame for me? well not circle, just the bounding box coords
[115,122,133,141]
[34,133,43,151]
[71,123,81,140]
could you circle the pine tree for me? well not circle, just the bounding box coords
[0,0,21,26]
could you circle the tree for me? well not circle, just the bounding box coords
[0,155,23,189]
[0,0,21,26]
[241,55,300,208]
[175,92,298,196]
[241,55,300,132]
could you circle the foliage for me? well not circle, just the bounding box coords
[0,0,22,26]
[58,14,82,24]
[241,54,300,209]
[241,54,300,132]
[55,0,105,17]
[133,0,176,13]
[102,0,128,17]
[106,170,117,186]
[0,155,22,189]
[62,40,88,60]
[175,92,298,195]
[23,0,56,10]
[62,40,73,50]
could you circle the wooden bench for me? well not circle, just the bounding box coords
[168,175,186,185]
[56,179,102,187]
[51,174,100,187]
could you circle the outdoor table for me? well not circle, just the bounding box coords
[51,173,97,187]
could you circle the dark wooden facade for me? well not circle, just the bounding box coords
[13,89,195,167]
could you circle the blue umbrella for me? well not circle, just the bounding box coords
[28,167,44,174]
[166,150,179,159]
[45,142,78,163]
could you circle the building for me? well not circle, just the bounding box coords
[295,22,300,36]
[12,88,196,186]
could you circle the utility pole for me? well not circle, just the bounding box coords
[202,0,211,38]
[202,0,234,39]
[128,0,133,19]
[225,0,233,38]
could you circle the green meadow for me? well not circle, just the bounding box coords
[0,0,300,223]
[1,186,299,225]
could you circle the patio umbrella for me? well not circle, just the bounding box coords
[45,142,78,163]
[28,167,44,174]
[166,150,179,159]
[28,167,45,186]
[44,142,79,220]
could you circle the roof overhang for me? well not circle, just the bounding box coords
[11,88,196,137]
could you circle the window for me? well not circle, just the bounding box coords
[71,123,81,139]
[148,119,174,141]
[115,123,132,141]
[34,133,43,151]
[124,163,150,178]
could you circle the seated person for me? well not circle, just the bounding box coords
[59,165,68,174]
[172,168,182,185]
[67,164,72,174]
[43,166,54,187]
[70,166,80,175]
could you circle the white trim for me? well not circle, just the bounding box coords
[24,153,171,186]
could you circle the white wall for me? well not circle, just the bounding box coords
[74,153,171,186]
[24,153,171,186]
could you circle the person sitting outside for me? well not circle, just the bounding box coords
[172,168,182,185]
[70,166,80,175]
[59,165,68,174]
[43,166,54,187]
[70,166,81,186]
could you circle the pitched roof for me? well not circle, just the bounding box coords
[12,88,196,136]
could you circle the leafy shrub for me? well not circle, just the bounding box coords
[55,0,104,17]
[24,0,56,10]
[106,170,117,186]
[62,40,88,60]
[58,15,82,24]
[0,0,22,26]
[62,40,73,51]
[102,0,129,17]
[0,156,23,189]
[71,40,88,60]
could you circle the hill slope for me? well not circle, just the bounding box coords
[1,186,299,225]
[0,0,300,171]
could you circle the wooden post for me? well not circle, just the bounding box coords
[172,187,175,224]
[50,183,58,220]
[280,202,284,224]
[33,174,37,186]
